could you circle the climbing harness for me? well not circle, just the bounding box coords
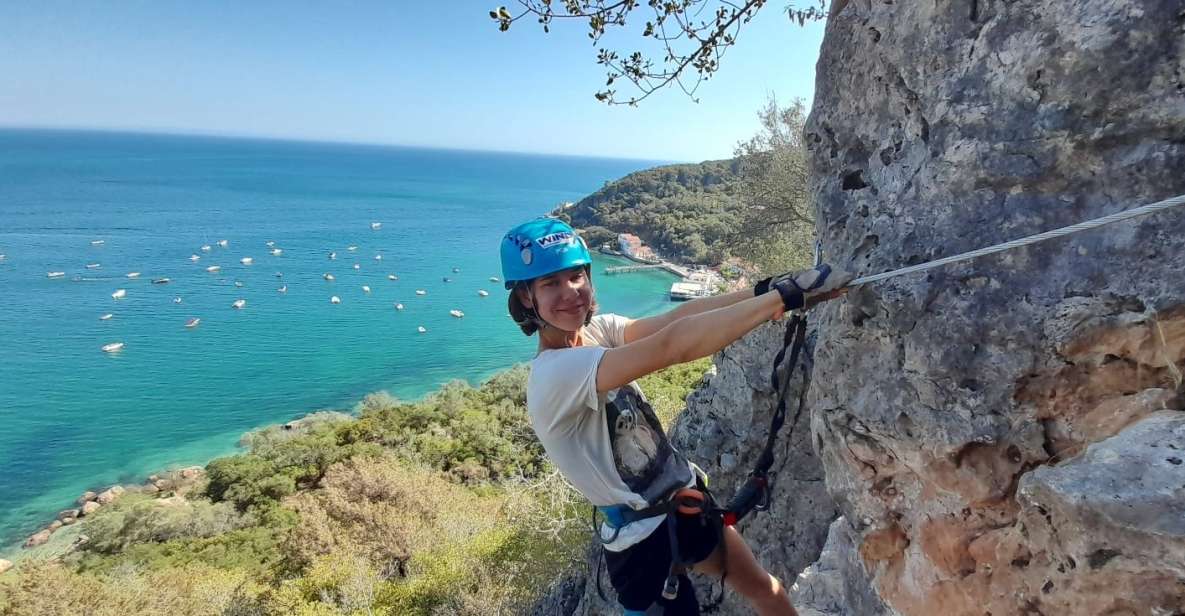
[594,479,725,605]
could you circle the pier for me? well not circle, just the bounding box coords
[604,262,690,277]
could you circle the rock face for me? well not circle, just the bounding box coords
[803,0,1185,613]
[790,517,888,616]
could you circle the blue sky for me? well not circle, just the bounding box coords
[0,1,825,161]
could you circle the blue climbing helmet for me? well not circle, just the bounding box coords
[500,218,592,289]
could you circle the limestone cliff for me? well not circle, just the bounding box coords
[804,0,1185,613]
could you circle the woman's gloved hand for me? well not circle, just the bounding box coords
[754,264,853,311]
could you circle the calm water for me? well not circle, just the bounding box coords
[0,129,677,548]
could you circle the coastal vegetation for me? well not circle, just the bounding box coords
[560,97,817,275]
[0,359,710,615]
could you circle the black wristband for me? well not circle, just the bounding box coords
[754,276,772,296]
[776,285,805,310]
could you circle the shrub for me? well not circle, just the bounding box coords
[284,455,502,576]
[338,366,544,483]
[638,357,713,426]
[0,560,267,616]
[82,493,252,555]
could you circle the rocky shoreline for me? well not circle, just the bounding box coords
[15,466,207,551]
[1,409,352,574]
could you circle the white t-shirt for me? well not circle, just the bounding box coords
[527,313,694,551]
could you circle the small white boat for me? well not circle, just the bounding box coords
[101,342,124,353]
[387,274,398,281]
[234,281,244,288]
[111,289,126,300]
[347,246,358,252]
[152,278,170,284]
[232,299,246,309]
[353,263,361,270]
[99,313,113,321]
[189,254,201,262]
[278,285,288,293]
[275,272,283,278]
[374,254,383,261]
[415,289,426,296]
[91,240,105,246]
[0,254,6,260]
[126,272,141,278]
[270,248,283,256]
[361,285,371,293]
[330,295,341,304]
[86,263,101,269]
[478,290,489,297]
[323,273,335,281]
[442,277,452,283]
[47,271,65,278]
[328,251,337,260]
[218,239,229,248]
[265,241,275,247]
[206,265,221,273]
[201,244,212,252]
[452,267,460,273]
[449,309,465,318]
[240,257,254,265]
[395,303,404,310]
[185,318,200,328]
[417,326,427,334]
[370,222,382,230]
[173,297,182,304]
[489,276,500,282]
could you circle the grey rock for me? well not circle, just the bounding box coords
[1016,411,1185,608]
[0,558,12,575]
[791,517,892,616]
[24,529,51,548]
[803,0,1185,613]
[523,568,587,616]
[95,485,125,505]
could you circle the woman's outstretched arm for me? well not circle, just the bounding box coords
[622,289,756,343]
[596,291,786,394]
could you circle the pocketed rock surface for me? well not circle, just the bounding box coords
[802,0,1185,613]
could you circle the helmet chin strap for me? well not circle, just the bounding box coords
[525,285,553,332]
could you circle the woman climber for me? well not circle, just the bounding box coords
[500,218,850,615]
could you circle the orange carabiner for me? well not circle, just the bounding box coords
[673,488,706,515]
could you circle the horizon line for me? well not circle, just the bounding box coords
[0,124,697,166]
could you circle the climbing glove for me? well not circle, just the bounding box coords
[755,264,853,311]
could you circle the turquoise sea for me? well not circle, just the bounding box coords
[0,129,678,548]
